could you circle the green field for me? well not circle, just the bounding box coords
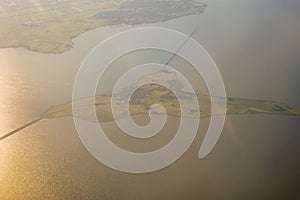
[43,87,300,122]
[0,0,207,53]
[1,71,299,141]
[42,72,300,122]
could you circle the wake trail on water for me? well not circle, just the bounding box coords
[0,118,43,141]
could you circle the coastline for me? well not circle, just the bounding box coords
[0,0,207,54]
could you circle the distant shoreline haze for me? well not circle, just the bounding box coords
[0,0,207,54]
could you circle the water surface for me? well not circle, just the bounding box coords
[0,0,300,199]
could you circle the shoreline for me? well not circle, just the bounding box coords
[0,0,207,54]
[0,13,202,55]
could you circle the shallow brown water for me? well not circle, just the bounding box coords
[0,0,300,199]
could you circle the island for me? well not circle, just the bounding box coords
[1,70,299,141]
[43,71,300,122]
[0,0,207,54]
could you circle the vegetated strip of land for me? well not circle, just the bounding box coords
[42,84,300,122]
[1,83,299,142]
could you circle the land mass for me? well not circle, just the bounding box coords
[0,0,207,54]
[43,86,300,122]
[43,71,300,122]
[1,71,299,141]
